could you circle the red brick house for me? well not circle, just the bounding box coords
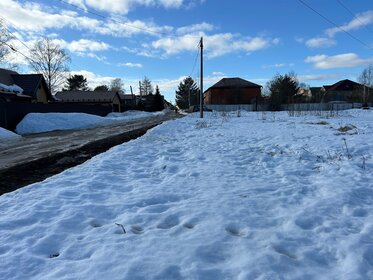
[321,79,367,103]
[204,77,262,105]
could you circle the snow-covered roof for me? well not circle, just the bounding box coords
[0,83,23,94]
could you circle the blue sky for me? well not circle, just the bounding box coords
[1,0,373,101]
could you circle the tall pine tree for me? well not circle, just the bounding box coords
[152,85,164,111]
[175,76,199,109]
[63,74,89,91]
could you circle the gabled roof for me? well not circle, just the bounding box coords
[207,78,262,90]
[324,79,362,92]
[11,74,49,98]
[55,91,119,102]
[0,68,51,100]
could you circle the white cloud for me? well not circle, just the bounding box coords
[67,0,184,14]
[211,71,225,76]
[261,63,286,69]
[152,33,276,58]
[176,22,214,35]
[298,73,347,82]
[0,0,175,38]
[305,37,336,48]
[118,62,143,68]
[326,10,373,37]
[0,0,101,32]
[69,70,116,89]
[305,53,373,69]
[65,39,110,52]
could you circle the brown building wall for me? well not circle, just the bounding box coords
[205,87,261,105]
[36,86,48,104]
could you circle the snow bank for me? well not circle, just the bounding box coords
[1,109,372,279]
[0,127,21,140]
[15,110,167,135]
[15,112,115,134]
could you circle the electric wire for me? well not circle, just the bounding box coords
[335,0,373,34]
[296,0,373,50]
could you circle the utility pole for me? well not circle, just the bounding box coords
[139,81,142,98]
[199,37,203,118]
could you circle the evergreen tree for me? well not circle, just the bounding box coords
[153,85,164,111]
[63,74,89,91]
[94,85,109,91]
[175,76,199,110]
[139,76,153,96]
[267,72,299,110]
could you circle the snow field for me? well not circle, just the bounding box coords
[0,109,372,279]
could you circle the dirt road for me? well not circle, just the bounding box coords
[0,112,181,195]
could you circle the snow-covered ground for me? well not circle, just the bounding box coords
[1,109,372,279]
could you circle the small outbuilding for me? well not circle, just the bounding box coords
[204,77,262,105]
[55,91,122,112]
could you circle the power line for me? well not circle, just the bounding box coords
[296,0,373,51]
[0,16,34,54]
[57,0,201,39]
[335,0,373,34]
[189,46,200,77]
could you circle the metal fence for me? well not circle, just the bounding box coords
[207,103,370,112]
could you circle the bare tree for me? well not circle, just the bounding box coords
[358,65,373,105]
[0,19,11,65]
[139,76,153,96]
[109,78,124,93]
[28,38,70,94]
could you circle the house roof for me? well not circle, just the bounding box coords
[119,93,136,100]
[207,78,262,91]
[0,68,19,85]
[324,79,362,92]
[11,74,48,98]
[55,91,119,102]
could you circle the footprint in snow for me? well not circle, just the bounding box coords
[157,215,180,229]
[183,222,196,229]
[89,220,103,228]
[131,225,144,234]
[225,225,246,237]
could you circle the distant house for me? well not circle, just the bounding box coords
[295,88,312,102]
[204,77,262,105]
[0,68,51,103]
[119,93,137,108]
[309,87,323,102]
[321,79,364,103]
[55,91,122,112]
